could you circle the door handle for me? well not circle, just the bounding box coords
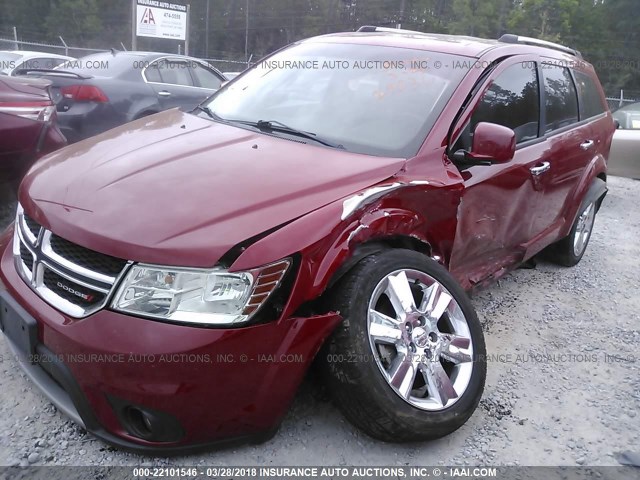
[530,161,551,176]
[158,91,172,97]
[580,139,594,150]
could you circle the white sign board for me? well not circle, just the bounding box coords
[136,0,187,41]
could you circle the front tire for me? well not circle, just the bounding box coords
[320,250,486,442]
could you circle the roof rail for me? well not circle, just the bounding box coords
[357,25,425,35]
[498,34,582,59]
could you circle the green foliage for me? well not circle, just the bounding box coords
[0,0,638,90]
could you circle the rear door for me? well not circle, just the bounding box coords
[529,62,596,241]
[145,58,199,111]
[448,57,547,286]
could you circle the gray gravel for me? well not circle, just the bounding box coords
[0,176,638,466]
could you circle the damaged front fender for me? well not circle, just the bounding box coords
[231,181,462,320]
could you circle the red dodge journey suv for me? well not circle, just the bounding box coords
[0,27,614,453]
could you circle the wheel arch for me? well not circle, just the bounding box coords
[325,235,433,291]
[560,159,607,239]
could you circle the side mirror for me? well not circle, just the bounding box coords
[467,122,516,164]
[613,119,621,129]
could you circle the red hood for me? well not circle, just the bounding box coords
[20,109,405,268]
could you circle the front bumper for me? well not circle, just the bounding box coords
[0,232,340,453]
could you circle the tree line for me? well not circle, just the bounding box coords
[1,0,638,92]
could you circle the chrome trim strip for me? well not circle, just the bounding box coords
[140,55,224,89]
[40,260,110,294]
[12,209,129,319]
[41,230,116,284]
[18,213,38,245]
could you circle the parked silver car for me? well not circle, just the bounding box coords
[610,103,640,179]
[0,50,75,76]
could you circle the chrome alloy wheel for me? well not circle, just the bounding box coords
[573,202,596,257]
[367,269,474,411]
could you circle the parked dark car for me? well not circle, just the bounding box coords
[0,50,75,76]
[16,51,226,143]
[0,28,613,453]
[0,75,66,190]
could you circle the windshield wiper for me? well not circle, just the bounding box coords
[258,120,344,149]
[229,118,344,149]
[193,111,344,150]
[193,105,218,120]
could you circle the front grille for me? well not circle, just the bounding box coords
[13,207,129,318]
[43,269,105,307]
[50,234,127,277]
[20,243,34,272]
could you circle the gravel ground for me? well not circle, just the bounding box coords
[0,176,638,467]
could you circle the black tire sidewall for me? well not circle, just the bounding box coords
[559,199,597,266]
[325,250,486,438]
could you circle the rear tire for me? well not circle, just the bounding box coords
[548,199,597,267]
[320,250,486,442]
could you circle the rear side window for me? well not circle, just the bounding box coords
[158,61,193,86]
[543,65,579,133]
[145,63,162,83]
[471,62,540,144]
[573,71,606,119]
[190,63,223,90]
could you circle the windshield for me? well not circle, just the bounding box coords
[202,42,472,157]
[0,52,22,75]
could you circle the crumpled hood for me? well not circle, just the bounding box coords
[20,109,405,268]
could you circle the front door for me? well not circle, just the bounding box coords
[448,58,547,288]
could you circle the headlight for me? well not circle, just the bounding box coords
[111,259,290,325]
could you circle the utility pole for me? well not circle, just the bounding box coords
[59,36,69,56]
[245,0,249,62]
[131,0,138,50]
[185,4,190,55]
[397,0,407,29]
[13,26,18,50]
[205,0,210,58]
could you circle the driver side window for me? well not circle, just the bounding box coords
[455,63,540,151]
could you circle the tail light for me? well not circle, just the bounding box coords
[61,85,109,103]
[0,101,56,122]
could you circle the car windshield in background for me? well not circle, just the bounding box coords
[203,43,472,158]
[0,52,21,74]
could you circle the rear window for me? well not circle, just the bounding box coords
[58,54,138,77]
[573,71,606,119]
[543,64,579,133]
[0,52,21,74]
